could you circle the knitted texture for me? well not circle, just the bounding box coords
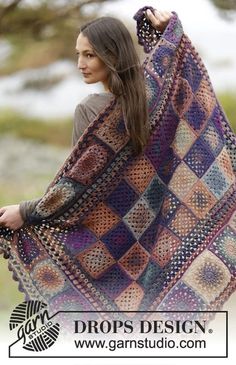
[1,8,236,319]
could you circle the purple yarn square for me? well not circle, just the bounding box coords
[18,231,41,265]
[63,225,97,255]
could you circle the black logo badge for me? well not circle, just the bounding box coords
[9,301,60,352]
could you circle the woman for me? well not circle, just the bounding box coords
[0,6,235,318]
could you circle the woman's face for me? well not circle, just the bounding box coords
[76,33,110,90]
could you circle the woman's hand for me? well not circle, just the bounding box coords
[0,205,24,231]
[146,9,172,32]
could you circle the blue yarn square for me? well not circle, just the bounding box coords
[185,99,206,132]
[95,264,132,300]
[152,46,175,78]
[202,161,232,199]
[139,215,160,253]
[184,138,215,178]
[101,222,136,260]
[181,53,202,92]
[143,176,166,214]
[105,179,139,216]
[202,109,225,157]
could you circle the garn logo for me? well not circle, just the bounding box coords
[9,301,60,352]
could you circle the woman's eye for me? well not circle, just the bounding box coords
[87,54,94,58]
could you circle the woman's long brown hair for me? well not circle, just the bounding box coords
[80,17,149,155]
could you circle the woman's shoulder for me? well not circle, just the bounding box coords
[78,92,114,109]
[75,92,114,119]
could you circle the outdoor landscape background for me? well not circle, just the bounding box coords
[0,0,235,334]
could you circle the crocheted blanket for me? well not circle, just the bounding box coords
[1,7,236,320]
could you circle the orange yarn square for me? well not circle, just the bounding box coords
[83,202,120,237]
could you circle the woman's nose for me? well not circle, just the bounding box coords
[78,57,86,70]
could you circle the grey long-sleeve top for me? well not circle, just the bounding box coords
[19,92,113,221]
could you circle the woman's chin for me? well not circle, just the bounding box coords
[83,78,94,84]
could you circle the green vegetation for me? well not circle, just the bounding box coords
[0,108,72,147]
[209,0,236,12]
[218,92,236,132]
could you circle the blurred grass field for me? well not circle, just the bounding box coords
[0,92,235,140]
[0,109,72,147]
[0,111,71,321]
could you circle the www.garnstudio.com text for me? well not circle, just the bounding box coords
[74,337,206,351]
